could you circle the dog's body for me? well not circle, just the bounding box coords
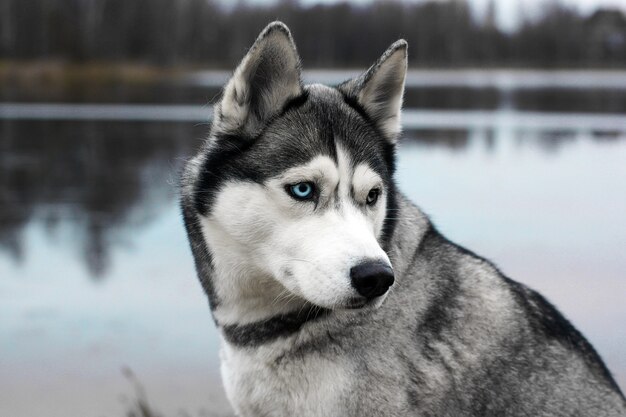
[181,22,625,416]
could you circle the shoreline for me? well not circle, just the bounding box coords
[2,60,626,86]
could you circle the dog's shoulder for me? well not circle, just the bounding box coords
[503,274,623,393]
[427,224,624,396]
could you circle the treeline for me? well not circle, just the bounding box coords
[1,0,625,68]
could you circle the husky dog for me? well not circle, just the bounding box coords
[181,22,625,417]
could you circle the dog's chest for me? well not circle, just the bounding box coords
[221,344,352,417]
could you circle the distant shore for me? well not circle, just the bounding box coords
[0,61,185,85]
[2,60,626,87]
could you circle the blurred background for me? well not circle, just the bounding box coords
[1,0,625,416]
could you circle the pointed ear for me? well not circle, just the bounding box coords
[213,21,303,136]
[339,40,407,143]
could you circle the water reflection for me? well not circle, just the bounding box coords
[404,129,471,150]
[402,86,626,114]
[514,88,626,113]
[0,120,202,277]
[0,78,222,105]
[2,119,624,279]
[403,87,500,110]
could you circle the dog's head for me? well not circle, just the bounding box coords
[183,22,407,312]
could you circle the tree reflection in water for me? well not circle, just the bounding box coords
[1,118,622,279]
[0,120,203,278]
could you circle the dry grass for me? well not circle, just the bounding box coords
[121,367,235,417]
[0,60,184,86]
[122,367,164,417]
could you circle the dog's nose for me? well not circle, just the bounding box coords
[350,261,394,300]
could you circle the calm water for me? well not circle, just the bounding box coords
[1,77,625,416]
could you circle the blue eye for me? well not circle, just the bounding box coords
[288,182,315,200]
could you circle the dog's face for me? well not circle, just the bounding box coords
[184,22,407,312]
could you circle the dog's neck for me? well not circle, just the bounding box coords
[200,232,334,348]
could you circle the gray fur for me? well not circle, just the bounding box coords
[338,39,408,142]
[181,22,626,417]
[214,21,303,138]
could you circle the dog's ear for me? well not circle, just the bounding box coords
[339,40,407,143]
[213,21,303,137]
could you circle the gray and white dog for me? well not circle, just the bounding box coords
[181,22,625,416]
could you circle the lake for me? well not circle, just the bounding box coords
[1,71,625,416]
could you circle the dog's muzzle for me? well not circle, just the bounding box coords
[350,261,394,300]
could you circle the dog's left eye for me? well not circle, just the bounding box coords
[288,182,315,200]
[366,188,380,206]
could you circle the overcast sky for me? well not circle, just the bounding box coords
[233,0,626,31]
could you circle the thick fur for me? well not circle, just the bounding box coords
[181,22,626,416]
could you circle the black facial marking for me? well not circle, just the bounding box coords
[194,92,347,217]
[338,90,375,129]
[180,202,220,309]
[334,88,399,250]
[380,183,398,251]
[194,133,256,216]
[279,90,309,116]
[221,306,331,347]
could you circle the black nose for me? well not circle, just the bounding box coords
[350,261,394,300]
